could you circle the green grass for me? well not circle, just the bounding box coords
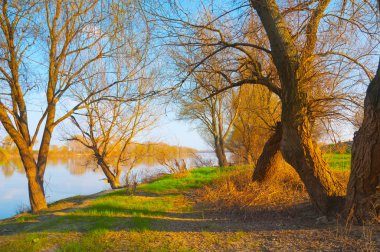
[58,229,111,252]
[73,194,187,217]
[323,153,351,171]
[138,166,237,193]
[15,215,37,223]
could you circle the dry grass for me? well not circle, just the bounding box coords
[193,162,350,218]
[172,170,190,179]
[191,165,379,250]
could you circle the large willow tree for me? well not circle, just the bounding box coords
[146,0,379,215]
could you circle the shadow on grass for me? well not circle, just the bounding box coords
[0,201,326,235]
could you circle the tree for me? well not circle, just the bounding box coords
[245,0,345,213]
[0,1,137,211]
[248,0,378,214]
[345,58,380,221]
[69,73,156,189]
[66,1,156,189]
[345,4,380,223]
[179,83,239,167]
[171,17,242,167]
[176,61,241,167]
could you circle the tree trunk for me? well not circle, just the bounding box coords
[280,106,345,214]
[214,137,228,167]
[18,148,47,212]
[252,122,282,182]
[345,58,380,223]
[27,173,48,212]
[108,178,121,189]
[97,158,121,189]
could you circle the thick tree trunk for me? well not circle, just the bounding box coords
[115,172,121,188]
[214,137,228,167]
[19,148,47,212]
[27,173,47,212]
[280,107,345,214]
[345,59,380,223]
[252,122,282,182]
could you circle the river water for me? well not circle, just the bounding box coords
[0,153,218,220]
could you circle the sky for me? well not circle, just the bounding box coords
[139,111,210,150]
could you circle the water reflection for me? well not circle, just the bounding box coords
[0,158,24,177]
[67,157,97,175]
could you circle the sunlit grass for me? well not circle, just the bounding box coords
[323,153,351,171]
[58,229,110,252]
[73,194,187,217]
[1,167,233,251]
[0,232,62,252]
[138,166,239,193]
[55,230,262,252]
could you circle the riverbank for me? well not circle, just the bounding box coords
[0,166,378,251]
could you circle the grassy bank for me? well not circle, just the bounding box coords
[0,165,376,251]
[0,167,235,251]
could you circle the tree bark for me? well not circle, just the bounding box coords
[345,58,380,223]
[97,157,121,189]
[18,148,47,212]
[27,173,47,212]
[280,113,344,213]
[215,137,228,167]
[252,122,282,182]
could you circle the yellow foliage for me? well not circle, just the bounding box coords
[228,85,281,164]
